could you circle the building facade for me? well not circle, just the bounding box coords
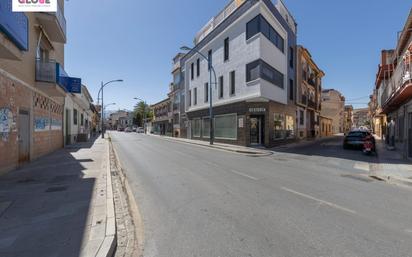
[64,85,94,144]
[379,10,412,157]
[344,105,353,134]
[151,98,173,136]
[371,50,393,139]
[320,116,333,137]
[321,89,345,134]
[0,0,81,174]
[296,46,324,139]
[352,108,369,129]
[108,110,133,130]
[169,53,187,138]
[182,0,298,147]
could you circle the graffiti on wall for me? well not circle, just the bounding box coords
[34,117,50,132]
[0,108,14,142]
[51,119,62,130]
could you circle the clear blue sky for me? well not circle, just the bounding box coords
[64,0,411,111]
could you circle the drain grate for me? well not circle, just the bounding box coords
[341,174,374,182]
[45,186,68,193]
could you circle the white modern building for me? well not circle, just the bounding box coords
[182,0,297,147]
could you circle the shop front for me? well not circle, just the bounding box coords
[186,101,296,147]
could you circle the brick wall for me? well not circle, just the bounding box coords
[0,71,63,174]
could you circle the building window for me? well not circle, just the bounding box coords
[188,90,192,106]
[230,71,236,96]
[219,76,224,99]
[81,113,84,126]
[191,63,194,80]
[192,119,201,137]
[246,15,284,52]
[286,115,295,138]
[215,114,237,139]
[202,118,210,138]
[194,88,197,105]
[208,50,212,71]
[246,15,260,40]
[224,37,229,61]
[73,109,78,125]
[289,79,294,101]
[204,83,209,103]
[299,110,304,125]
[197,58,200,77]
[246,59,284,88]
[289,47,294,68]
[274,113,285,140]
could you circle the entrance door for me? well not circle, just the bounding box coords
[250,116,262,145]
[18,110,30,164]
[65,109,70,145]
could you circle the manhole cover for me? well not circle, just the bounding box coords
[341,174,374,182]
[45,186,68,193]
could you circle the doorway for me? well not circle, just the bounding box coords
[408,113,412,158]
[250,116,264,145]
[18,110,30,164]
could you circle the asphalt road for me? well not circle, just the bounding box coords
[110,132,412,257]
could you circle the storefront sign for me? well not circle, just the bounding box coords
[249,107,266,113]
[238,117,244,128]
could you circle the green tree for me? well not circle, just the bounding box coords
[133,101,153,127]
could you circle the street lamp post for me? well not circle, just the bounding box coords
[98,80,123,139]
[180,46,217,145]
[134,97,147,134]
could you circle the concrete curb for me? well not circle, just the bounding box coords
[95,140,117,257]
[81,139,117,257]
[148,134,272,156]
[109,137,145,256]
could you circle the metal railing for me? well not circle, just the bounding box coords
[194,0,244,44]
[308,99,316,109]
[35,59,57,83]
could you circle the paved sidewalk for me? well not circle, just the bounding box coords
[370,138,412,187]
[0,137,116,257]
[149,134,272,156]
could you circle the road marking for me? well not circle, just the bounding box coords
[281,187,357,215]
[229,170,259,181]
[203,160,220,168]
[405,229,412,234]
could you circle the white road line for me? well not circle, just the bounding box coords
[230,170,259,181]
[281,187,357,215]
[203,160,220,167]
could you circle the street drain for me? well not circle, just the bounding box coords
[45,186,68,193]
[341,174,374,182]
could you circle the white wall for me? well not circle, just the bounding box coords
[185,2,288,112]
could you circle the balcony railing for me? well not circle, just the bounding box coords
[381,57,412,106]
[301,95,307,105]
[194,0,244,44]
[35,59,57,83]
[308,99,317,109]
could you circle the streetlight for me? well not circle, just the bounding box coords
[134,97,147,134]
[98,79,123,138]
[180,45,217,145]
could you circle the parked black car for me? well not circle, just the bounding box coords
[343,130,376,151]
